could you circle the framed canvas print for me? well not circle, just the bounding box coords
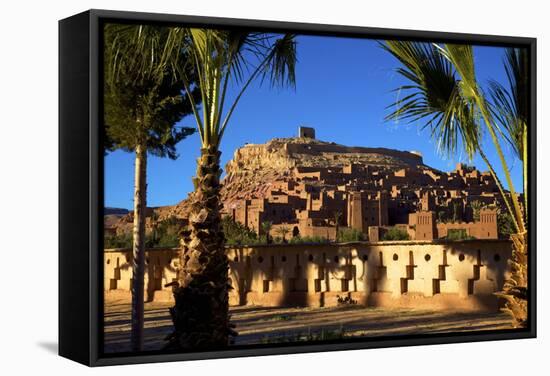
[59,9,537,366]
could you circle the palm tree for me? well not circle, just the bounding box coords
[470,200,483,222]
[104,24,199,351]
[276,225,291,243]
[382,41,528,327]
[147,211,160,248]
[333,211,342,241]
[489,48,529,218]
[161,29,297,350]
[487,48,529,325]
[452,202,461,223]
[261,221,274,244]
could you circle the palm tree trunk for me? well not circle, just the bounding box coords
[165,146,235,351]
[478,149,528,327]
[497,232,528,327]
[131,142,147,351]
[479,140,528,328]
[521,127,529,219]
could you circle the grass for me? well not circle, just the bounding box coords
[268,314,293,322]
[260,325,346,344]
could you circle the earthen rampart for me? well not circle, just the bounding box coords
[104,240,511,312]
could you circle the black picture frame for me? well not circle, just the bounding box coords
[59,9,537,367]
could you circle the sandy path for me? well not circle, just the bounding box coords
[103,300,513,353]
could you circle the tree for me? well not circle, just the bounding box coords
[261,221,273,244]
[333,211,342,242]
[487,49,529,326]
[338,227,365,242]
[146,211,160,248]
[497,210,515,239]
[469,200,483,222]
[151,216,186,248]
[382,41,528,327]
[221,216,259,245]
[452,202,461,223]
[276,225,291,243]
[104,24,199,351]
[437,210,447,224]
[160,29,297,350]
[489,48,529,219]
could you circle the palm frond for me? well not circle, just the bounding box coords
[382,40,480,160]
[437,44,478,101]
[158,29,298,149]
[488,48,528,160]
[260,34,297,88]
[440,43,526,233]
[106,24,177,87]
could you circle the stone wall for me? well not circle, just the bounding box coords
[104,240,511,312]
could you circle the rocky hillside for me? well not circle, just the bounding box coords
[106,137,430,232]
[221,137,426,205]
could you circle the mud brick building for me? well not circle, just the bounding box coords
[222,127,510,241]
[105,127,514,242]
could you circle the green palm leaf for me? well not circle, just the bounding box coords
[160,29,297,148]
[382,41,480,160]
[488,48,528,160]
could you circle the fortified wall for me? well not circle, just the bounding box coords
[104,240,511,312]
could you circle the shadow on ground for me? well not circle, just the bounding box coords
[37,342,58,354]
[103,299,514,353]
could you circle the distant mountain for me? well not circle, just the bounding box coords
[104,207,130,215]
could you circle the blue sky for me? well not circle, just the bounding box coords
[105,35,523,210]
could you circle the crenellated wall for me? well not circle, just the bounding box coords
[104,240,511,312]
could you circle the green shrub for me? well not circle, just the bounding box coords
[497,212,515,239]
[154,232,180,247]
[104,233,133,249]
[147,215,184,248]
[221,216,260,245]
[272,236,283,244]
[260,326,346,344]
[289,235,329,244]
[337,228,365,242]
[446,229,475,241]
[104,215,184,249]
[381,227,410,241]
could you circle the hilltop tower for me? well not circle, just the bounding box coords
[298,126,316,139]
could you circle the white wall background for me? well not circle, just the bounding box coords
[0,0,547,374]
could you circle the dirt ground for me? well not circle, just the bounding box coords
[103,299,514,353]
